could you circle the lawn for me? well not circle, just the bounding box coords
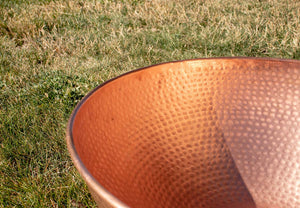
[0,0,299,207]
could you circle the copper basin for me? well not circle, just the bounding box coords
[66,58,300,208]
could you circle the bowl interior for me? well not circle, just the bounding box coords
[70,58,299,208]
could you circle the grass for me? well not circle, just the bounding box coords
[0,0,299,207]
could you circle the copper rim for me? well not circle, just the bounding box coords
[66,57,300,207]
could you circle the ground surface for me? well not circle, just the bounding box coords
[0,0,299,207]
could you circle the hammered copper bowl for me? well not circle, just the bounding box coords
[66,58,300,208]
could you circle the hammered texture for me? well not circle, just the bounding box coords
[214,60,300,208]
[71,58,300,208]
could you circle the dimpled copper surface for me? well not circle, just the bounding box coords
[214,59,300,208]
[68,58,300,208]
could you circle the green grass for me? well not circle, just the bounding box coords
[0,0,299,207]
